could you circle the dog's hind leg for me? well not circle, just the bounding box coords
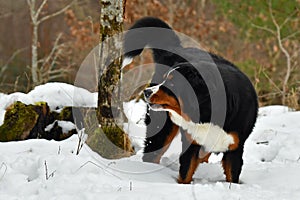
[177,131,205,184]
[222,144,245,183]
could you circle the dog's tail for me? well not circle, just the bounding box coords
[124,17,181,60]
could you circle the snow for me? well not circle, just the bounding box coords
[45,121,76,133]
[1,82,300,199]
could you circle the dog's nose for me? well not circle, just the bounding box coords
[144,89,153,98]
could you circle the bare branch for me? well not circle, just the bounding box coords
[0,47,29,77]
[292,47,300,59]
[291,62,298,71]
[26,0,33,7]
[37,58,45,64]
[35,0,48,19]
[47,68,69,75]
[86,16,94,35]
[49,47,64,72]
[37,0,76,25]
[258,91,282,98]
[251,23,275,35]
[26,0,34,10]
[268,0,279,29]
[40,33,63,71]
[27,0,36,22]
[47,74,66,80]
[268,0,292,104]
[280,8,299,28]
[262,69,282,94]
[282,30,300,41]
[42,68,70,81]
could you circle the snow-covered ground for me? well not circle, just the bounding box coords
[1,83,300,200]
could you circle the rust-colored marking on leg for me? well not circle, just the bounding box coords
[228,132,240,151]
[177,154,199,184]
[222,157,232,182]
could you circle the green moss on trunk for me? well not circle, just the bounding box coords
[86,126,134,159]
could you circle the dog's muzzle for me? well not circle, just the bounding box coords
[144,84,161,100]
[144,85,166,111]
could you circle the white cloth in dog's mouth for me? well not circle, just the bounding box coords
[147,103,164,111]
[148,104,236,153]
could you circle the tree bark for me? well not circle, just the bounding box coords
[31,24,39,85]
[94,0,133,158]
[97,0,124,126]
[27,0,39,85]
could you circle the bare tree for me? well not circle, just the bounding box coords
[252,0,300,105]
[26,0,76,86]
[91,0,133,158]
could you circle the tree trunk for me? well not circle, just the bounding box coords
[28,0,39,86]
[97,0,124,126]
[94,0,133,158]
[31,24,39,85]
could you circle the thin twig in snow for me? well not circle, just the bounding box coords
[58,146,61,155]
[0,162,7,181]
[44,160,56,180]
[74,161,122,180]
[129,181,132,191]
[76,127,86,155]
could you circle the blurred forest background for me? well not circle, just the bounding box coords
[0,0,299,109]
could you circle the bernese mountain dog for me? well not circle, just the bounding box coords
[144,67,240,153]
[123,17,258,184]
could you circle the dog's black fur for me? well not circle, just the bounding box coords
[124,17,258,183]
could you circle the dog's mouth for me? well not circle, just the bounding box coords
[147,102,167,111]
[150,104,163,109]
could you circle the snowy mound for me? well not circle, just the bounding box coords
[0,82,97,126]
[28,83,97,109]
[245,106,300,163]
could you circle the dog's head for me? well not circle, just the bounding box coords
[144,63,207,122]
[144,67,181,114]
